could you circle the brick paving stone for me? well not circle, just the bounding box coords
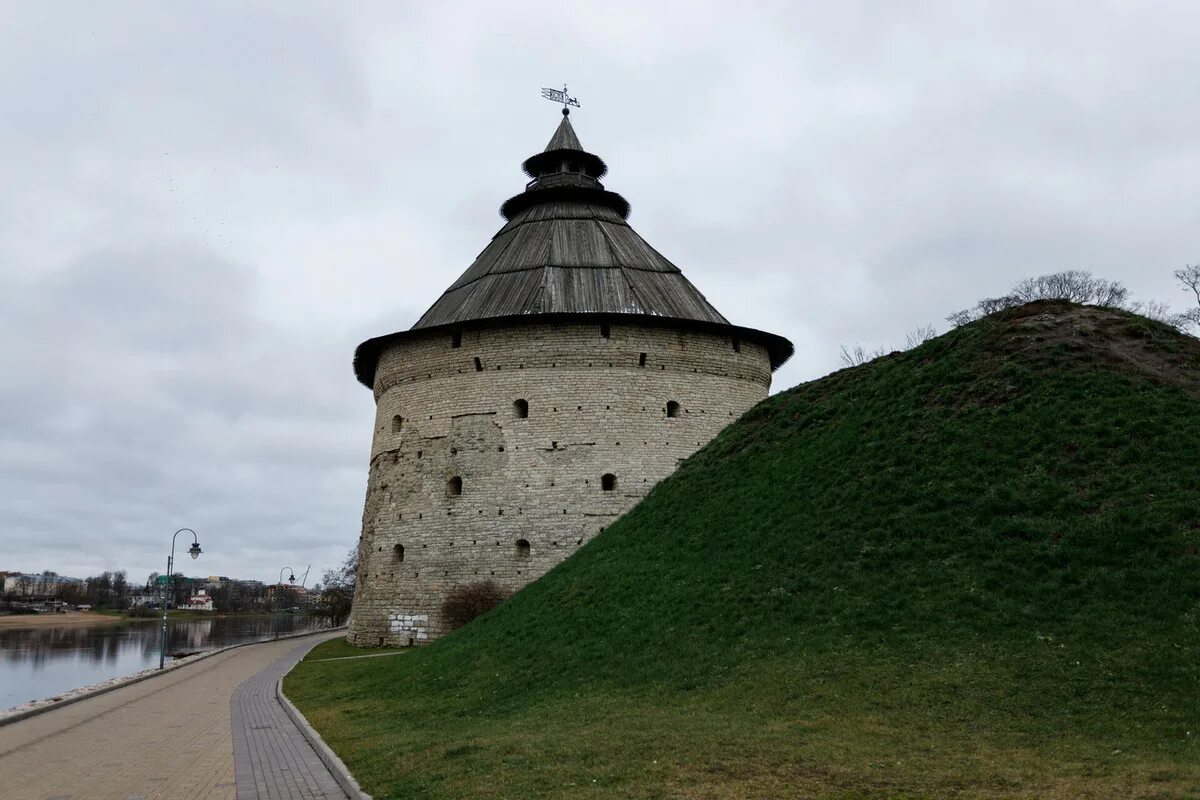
[231,637,348,800]
[0,631,345,800]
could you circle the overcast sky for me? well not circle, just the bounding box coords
[2,2,1197,585]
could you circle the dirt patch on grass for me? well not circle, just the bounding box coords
[999,301,1200,395]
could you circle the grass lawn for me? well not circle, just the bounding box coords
[287,303,1200,798]
[302,637,408,660]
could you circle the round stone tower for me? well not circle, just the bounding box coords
[347,111,792,646]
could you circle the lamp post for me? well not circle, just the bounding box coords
[159,528,202,669]
[275,567,295,639]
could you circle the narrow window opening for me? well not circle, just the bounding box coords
[516,539,531,559]
[448,476,463,496]
[666,401,681,418]
[639,352,647,367]
[601,473,617,491]
[732,337,741,352]
[451,330,462,348]
[513,399,529,419]
[394,544,405,562]
[473,357,482,371]
[600,323,611,339]
[391,415,404,433]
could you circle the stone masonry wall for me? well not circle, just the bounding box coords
[347,320,772,646]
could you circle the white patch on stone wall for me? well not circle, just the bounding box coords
[388,612,430,640]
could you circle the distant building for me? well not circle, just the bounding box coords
[183,589,215,612]
[265,583,306,607]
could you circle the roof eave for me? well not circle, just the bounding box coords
[500,185,629,220]
[522,149,607,179]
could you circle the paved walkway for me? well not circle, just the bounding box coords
[0,630,347,800]
[231,638,348,800]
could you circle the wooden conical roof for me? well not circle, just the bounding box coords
[353,113,792,386]
[544,113,583,151]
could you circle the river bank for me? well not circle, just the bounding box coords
[0,610,287,629]
[0,611,126,629]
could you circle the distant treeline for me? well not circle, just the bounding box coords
[4,570,279,612]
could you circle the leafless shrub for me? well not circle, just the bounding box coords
[441,580,511,631]
[945,308,974,328]
[1009,270,1129,307]
[904,324,937,349]
[947,296,1018,325]
[839,324,937,368]
[948,271,1131,327]
[1125,300,1191,331]
[946,268,1200,335]
[978,295,1022,315]
[839,343,886,368]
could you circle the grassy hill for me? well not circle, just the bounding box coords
[287,301,1200,799]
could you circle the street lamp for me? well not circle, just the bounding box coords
[159,528,201,669]
[275,567,295,639]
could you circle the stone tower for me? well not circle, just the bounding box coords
[347,111,792,646]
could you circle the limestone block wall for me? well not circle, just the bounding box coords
[347,320,772,646]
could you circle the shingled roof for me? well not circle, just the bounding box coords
[543,113,583,151]
[354,112,793,386]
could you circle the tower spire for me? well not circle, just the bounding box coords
[543,113,583,152]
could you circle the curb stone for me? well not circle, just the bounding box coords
[277,674,373,800]
[0,625,346,727]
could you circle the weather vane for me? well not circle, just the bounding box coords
[541,84,581,115]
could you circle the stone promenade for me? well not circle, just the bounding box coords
[0,630,349,800]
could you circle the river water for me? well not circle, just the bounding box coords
[0,614,331,710]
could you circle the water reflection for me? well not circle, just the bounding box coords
[0,615,330,709]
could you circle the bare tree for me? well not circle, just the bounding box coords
[1175,265,1200,306]
[310,548,357,626]
[904,324,937,349]
[839,324,936,368]
[1008,270,1129,307]
[112,570,128,610]
[948,270,1132,327]
[838,343,886,368]
[1125,300,1192,331]
[945,308,974,328]
[1174,265,1200,329]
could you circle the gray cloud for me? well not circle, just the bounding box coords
[1,1,1198,582]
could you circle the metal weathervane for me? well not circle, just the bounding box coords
[541,84,581,113]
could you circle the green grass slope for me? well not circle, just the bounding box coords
[289,302,1200,799]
